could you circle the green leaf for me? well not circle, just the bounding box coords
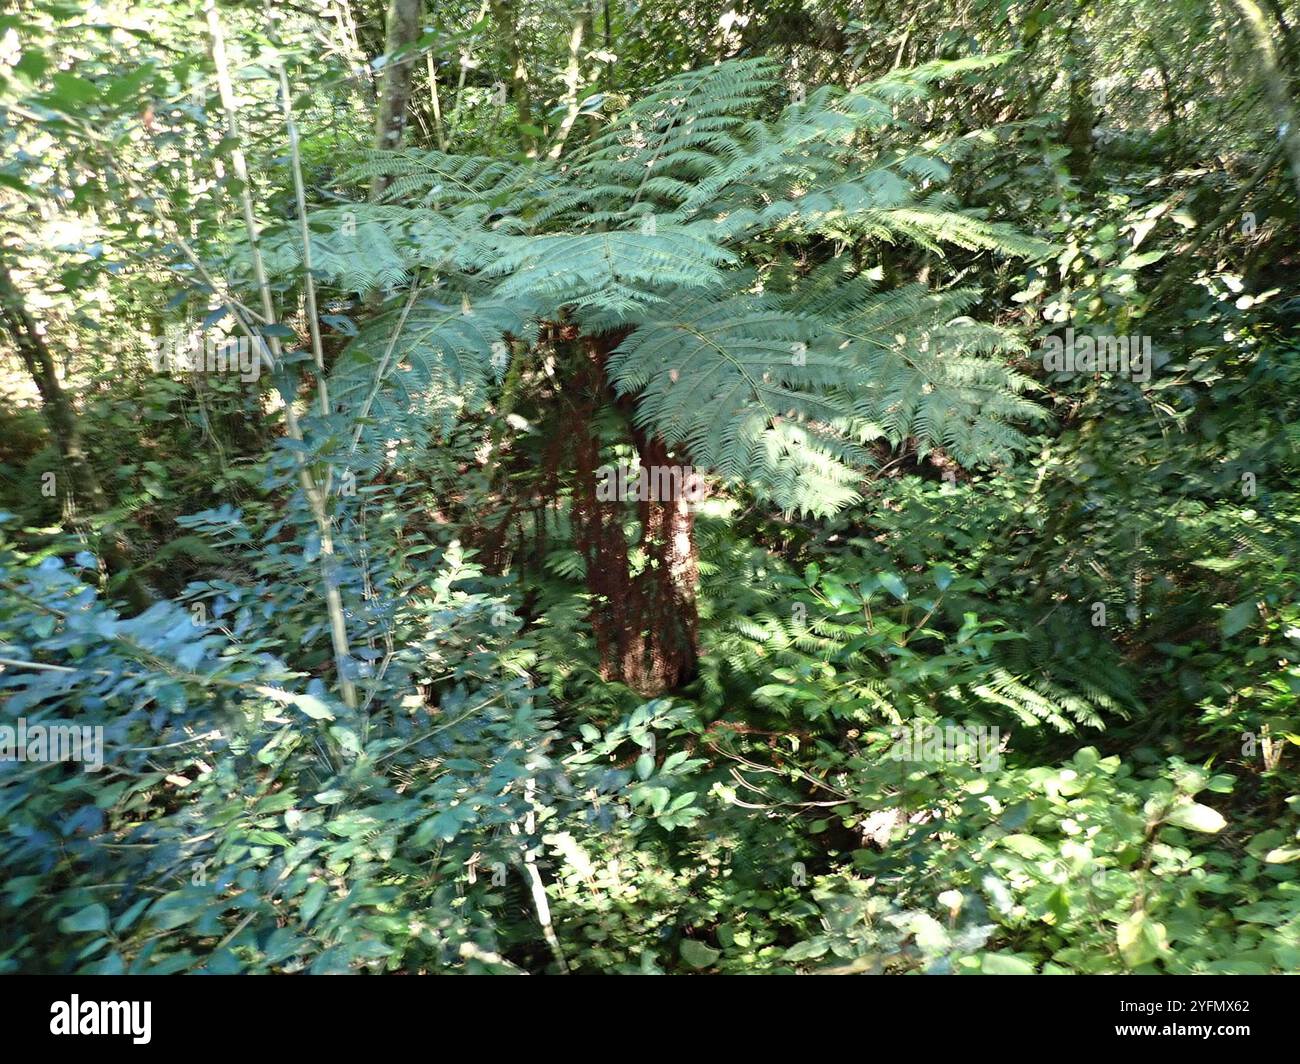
[1191,557,1244,572]
[244,829,292,847]
[783,939,829,962]
[1119,250,1165,270]
[979,952,1035,974]
[49,72,99,108]
[876,571,908,601]
[104,64,155,105]
[146,893,207,932]
[1220,600,1257,638]
[4,876,42,907]
[13,49,48,84]
[256,686,336,720]
[1116,911,1167,968]
[680,939,721,969]
[59,903,109,934]
[300,881,329,923]
[1164,802,1226,833]
[1001,834,1052,859]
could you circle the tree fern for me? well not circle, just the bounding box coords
[249,58,1058,514]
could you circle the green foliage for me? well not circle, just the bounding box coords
[2,0,1299,980]
[0,519,710,973]
[316,58,1050,513]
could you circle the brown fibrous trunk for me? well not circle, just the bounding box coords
[569,334,700,696]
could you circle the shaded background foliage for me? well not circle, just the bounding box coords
[0,0,1297,973]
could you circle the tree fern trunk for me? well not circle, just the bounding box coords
[630,430,699,694]
[570,335,699,696]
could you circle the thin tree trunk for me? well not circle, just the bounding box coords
[1145,36,1182,160]
[1262,0,1300,93]
[0,258,153,612]
[329,0,376,108]
[427,53,448,150]
[370,0,423,200]
[547,15,586,159]
[446,0,491,147]
[602,0,614,90]
[1231,0,1300,198]
[1063,21,1094,180]
[1144,140,1286,309]
[488,0,537,154]
[205,0,358,710]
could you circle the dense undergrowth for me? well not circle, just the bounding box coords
[1,0,1298,974]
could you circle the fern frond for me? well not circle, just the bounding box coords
[486,226,735,315]
[331,290,536,461]
[606,289,856,481]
